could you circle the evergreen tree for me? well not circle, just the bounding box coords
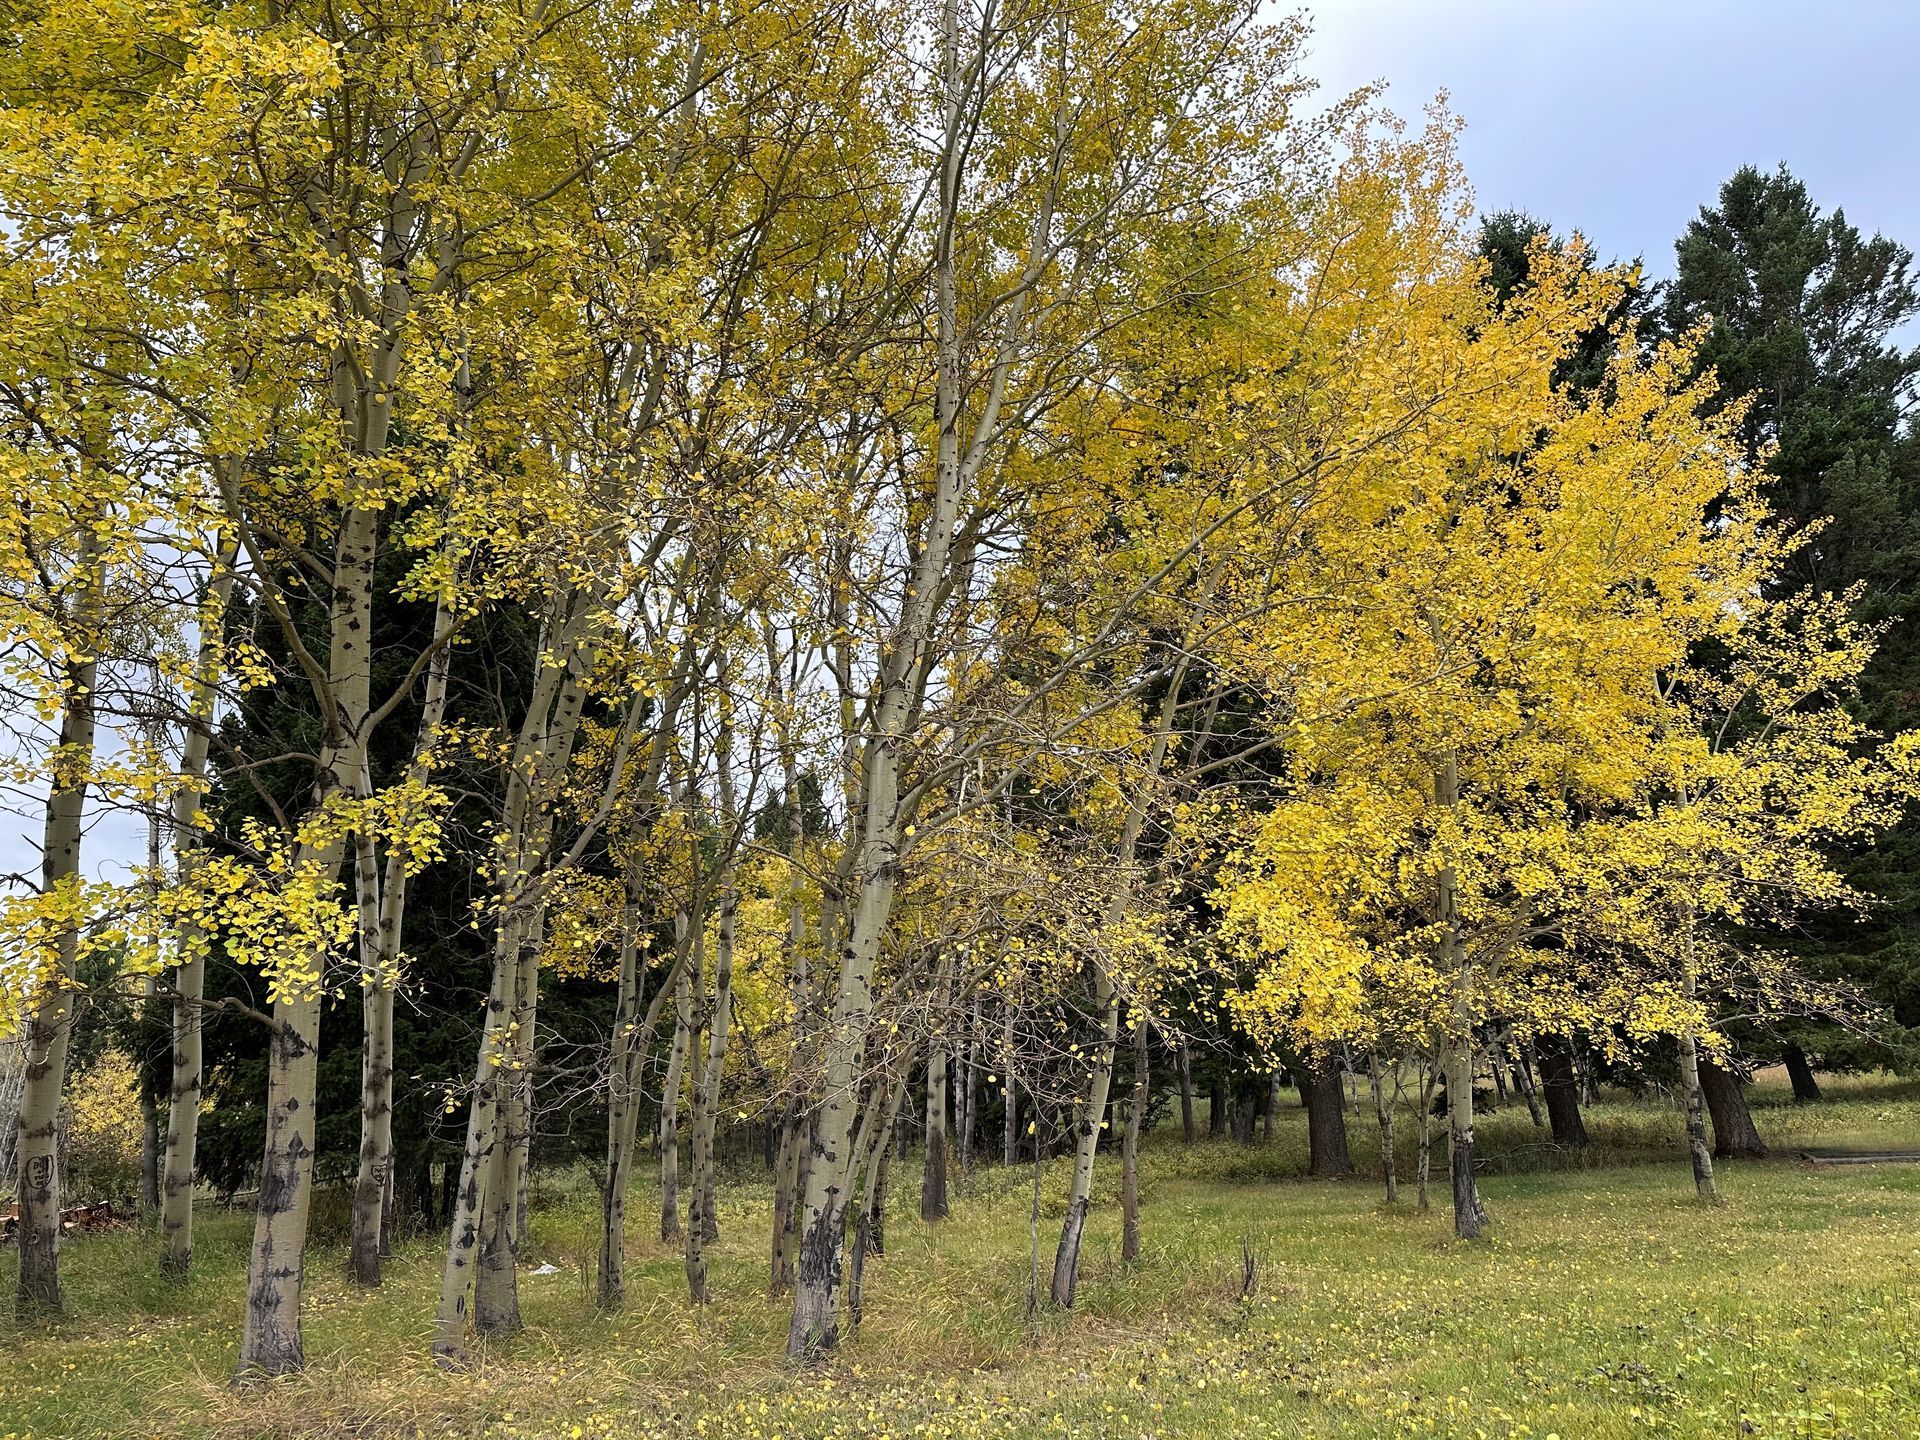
[1665,165,1920,1074]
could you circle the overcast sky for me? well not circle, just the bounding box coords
[1299,0,1920,274]
[8,2,1919,890]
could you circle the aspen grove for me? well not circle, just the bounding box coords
[4,0,1920,1424]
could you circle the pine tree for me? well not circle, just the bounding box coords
[1665,165,1920,1074]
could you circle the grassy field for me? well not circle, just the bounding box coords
[4,1074,1919,1440]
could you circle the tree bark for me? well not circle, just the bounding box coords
[1001,1004,1019,1168]
[920,998,950,1222]
[1444,1032,1485,1239]
[1677,1030,1718,1201]
[13,528,102,1317]
[1535,1034,1590,1148]
[1176,1039,1196,1144]
[160,548,238,1281]
[957,996,979,1172]
[686,878,737,1304]
[472,914,541,1337]
[1509,1037,1544,1129]
[599,882,681,1310]
[1416,1063,1437,1212]
[659,947,692,1243]
[1297,1061,1354,1177]
[1700,1058,1768,1159]
[1051,962,1117,1308]
[1120,1017,1148,1261]
[1368,1053,1398,1204]
[350,602,451,1287]
[1782,1043,1822,1103]
[429,912,521,1365]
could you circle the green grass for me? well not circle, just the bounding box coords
[4,1073,1919,1440]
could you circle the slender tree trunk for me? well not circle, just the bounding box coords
[846,1077,908,1334]
[686,880,737,1304]
[1051,962,1117,1308]
[1368,1053,1398,1204]
[599,907,644,1311]
[1120,1016,1148,1261]
[1433,752,1484,1241]
[1001,1004,1018,1168]
[348,973,396,1287]
[769,1106,802,1294]
[1782,1043,1822,1103]
[1700,1058,1768,1159]
[921,1024,950,1222]
[350,611,452,1287]
[1176,1040,1196,1144]
[957,996,980,1172]
[1444,1031,1484,1239]
[234,964,329,1374]
[474,914,542,1335]
[659,948,692,1242]
[429,914,521,1365]
[159,945,205,1280]
[160,553,236,1281]
[139,967,161,1216]
[1535,1035,1590,1148]
[1417,1063,1437,1212]
[1511,1038,1544,1129]
[1677,1031,1718,1201]
[599,884,681,1310]
[13,537,102,1317]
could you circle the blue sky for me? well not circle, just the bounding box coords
[1300,0,1920,275]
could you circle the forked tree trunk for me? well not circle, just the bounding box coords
[1120,1016,1148,1261]
[1700,1058,1768,1159]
